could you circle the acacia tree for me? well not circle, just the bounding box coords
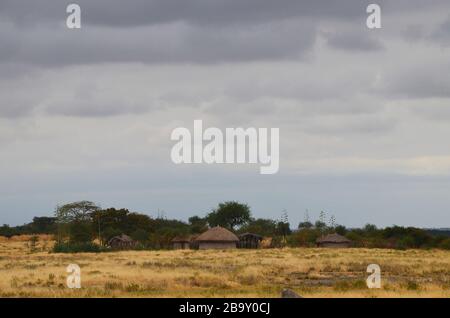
[207,201,251,231]
[55,201,100,243]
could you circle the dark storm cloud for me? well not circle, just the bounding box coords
[2,0,448,28]
[0,20,316,66]
[0,0,365,28]
[0,0,448,68]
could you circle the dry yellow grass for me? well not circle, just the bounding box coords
[0,234,54,242]
[0,238,449,298]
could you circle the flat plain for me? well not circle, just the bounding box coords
[0,237,449,298]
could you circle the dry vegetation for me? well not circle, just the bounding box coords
[0,235,449,298]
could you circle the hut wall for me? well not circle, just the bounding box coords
[173,242,189,250]
[238,238,260,249]
[110,241,134,249]
[198,242,236,250]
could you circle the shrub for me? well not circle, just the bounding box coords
[52,242,106,253]
[404,280,420,291]
[439,238,450,250]
[395,236,415,250]
[131,229,150,244]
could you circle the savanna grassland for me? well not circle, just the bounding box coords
[0,236,449,298]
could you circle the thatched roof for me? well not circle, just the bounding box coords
[316,233,351,244]
[172,235,197,243]
[239,232,263,240]
[109,234,134,243]
[195,226,239,242]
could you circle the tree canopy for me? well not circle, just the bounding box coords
[207,201,252,230]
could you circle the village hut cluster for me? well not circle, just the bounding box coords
[107,228,352,250]
[171,226,264,250]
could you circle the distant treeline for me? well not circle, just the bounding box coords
[1,200,450,251]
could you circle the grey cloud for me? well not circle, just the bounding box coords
[43,82,159,117]
[300,114,397,135]
[45,99,151,117]
[0,0,365,28]
[323,30,384,51]
[0,96,35,118]
[400,17,450,45]
[401,24,427,42]
[1,0,448,69]
[376,63,450,99]
[2,0,448,28]
[409,101,450,121]
[430,16,450,46]
[0,20,316,66]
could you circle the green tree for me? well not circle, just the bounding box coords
[131,229,150,244]
[101,227,122,243]
[289,228,320,247]
[276,221,291,237]
[298,221,313,229]
[439,238,450,250]
[69,221,94,243]
[188,216,208,234]
[335,225,347,235]
[315,211,328,234]
[207,201,252,230]
[239,218,277,237]
[31,217,57,234]
[55,201,100,223]
[55,201,100,243]
[91,208,155,244]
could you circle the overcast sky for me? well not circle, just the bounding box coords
[1,0,450,227]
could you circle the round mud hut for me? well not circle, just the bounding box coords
[316,233,351,248]
[171,236,191,250]
[108,234,136,249]
[194,226,239,250]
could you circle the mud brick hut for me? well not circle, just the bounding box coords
[238,233,263,249]
[194,226,239,250]
[172,235,196,250]
[316,233,351,248]
[108,234,136,249]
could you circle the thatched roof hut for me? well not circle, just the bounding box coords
[194,226,239,249]
[316,233,351,248]
[238,233,263,249]
[171,235,196,250]
[108,234,136,249]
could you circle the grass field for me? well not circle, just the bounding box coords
[0,237,449,298]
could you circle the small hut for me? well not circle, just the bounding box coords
[316,233,351,248]
[238,233,263,249]
[172,236,191,250]
[194,226,239,250]
[108,234,136,249]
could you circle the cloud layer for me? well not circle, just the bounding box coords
[1,1,450,227]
